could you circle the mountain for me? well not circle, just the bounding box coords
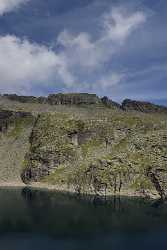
[0,93,167,199]
[122,99,167,114]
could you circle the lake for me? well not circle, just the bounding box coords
[0,188,167,250]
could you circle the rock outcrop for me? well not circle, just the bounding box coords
[4,93,100,106]
[47,93,100,105]
[122,99,167,114]
[101,96,121,109]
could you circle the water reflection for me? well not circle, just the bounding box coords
[0,187,167,250]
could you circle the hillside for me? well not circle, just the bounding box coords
[0,93,167,199]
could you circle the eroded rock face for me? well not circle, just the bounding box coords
[122,99,167,114]
[47,93,100,105]
[21,113,85,183]
[4,93,100,106]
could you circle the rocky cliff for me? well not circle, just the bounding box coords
[4,93,100,106]
[21,103,167,199]
[0,93,167,199]
[47,93,100,105]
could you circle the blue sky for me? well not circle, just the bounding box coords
[0,0,166,104]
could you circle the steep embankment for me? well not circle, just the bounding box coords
[0,110,34,184]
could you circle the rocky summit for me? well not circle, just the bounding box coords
[0,93,167,199]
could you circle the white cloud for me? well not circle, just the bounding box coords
[0,35,75,94]
[0,0,30,15]
[0,7,147,95]
[57,31,102,69]
[103,7,146,43]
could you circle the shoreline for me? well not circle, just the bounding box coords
[0,181,160,200]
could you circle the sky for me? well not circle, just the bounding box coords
[0,0,166,104]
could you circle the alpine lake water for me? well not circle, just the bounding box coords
[0,187,167,250]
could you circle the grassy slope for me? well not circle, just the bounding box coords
[0,116,34,183]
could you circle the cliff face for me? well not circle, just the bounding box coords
[21,113,82,183]
[0,93,167,199]
[47,93,100,105]
[21,106,167,199]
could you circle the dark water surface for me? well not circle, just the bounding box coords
[0,188,167,250]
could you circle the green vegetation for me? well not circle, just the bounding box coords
[7,116,34,138]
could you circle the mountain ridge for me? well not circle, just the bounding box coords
[1,93,167,114]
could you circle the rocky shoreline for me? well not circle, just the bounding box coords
[0,181,160,200]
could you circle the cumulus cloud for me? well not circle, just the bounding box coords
[0,0,30,15]
[56,7,146,91]
[0,35,75,94]
[0,7,146,95]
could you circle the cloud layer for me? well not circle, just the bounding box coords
[0,6,146,95]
